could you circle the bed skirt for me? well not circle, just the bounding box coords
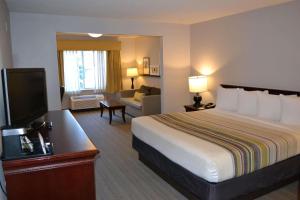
[132,135,300,200]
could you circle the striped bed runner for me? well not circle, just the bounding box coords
[151,111,298,177]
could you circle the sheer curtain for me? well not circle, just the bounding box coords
[63,51,107,94]
[63,51,81,94]
[92,51,107,93]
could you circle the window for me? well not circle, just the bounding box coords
[63,51,107,92]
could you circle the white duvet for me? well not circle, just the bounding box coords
[131,109,300,183]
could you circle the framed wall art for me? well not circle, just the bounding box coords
[143,57,150,75]
[150,65,160,76]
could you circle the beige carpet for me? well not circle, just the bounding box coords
[72,110,299,200]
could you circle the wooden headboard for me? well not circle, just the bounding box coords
[221,84,300,96]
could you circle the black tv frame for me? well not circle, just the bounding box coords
[1,68,48,128]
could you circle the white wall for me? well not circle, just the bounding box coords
[120,38,137,90]
[0,0,11,198]
[191,0,300,103]
[0,0,12,126]
[10,12,190,113]
[120,36,161,90]
[135,37,161,88]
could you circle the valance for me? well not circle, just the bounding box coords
[57,40,121,51]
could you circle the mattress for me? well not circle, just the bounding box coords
[131,109,300,183]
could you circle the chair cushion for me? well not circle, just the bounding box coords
[134,92,145,102]
[140,85,152,96]
[120,97,142,109]
[150,87,161,95]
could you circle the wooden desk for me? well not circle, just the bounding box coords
[2,110,99,200]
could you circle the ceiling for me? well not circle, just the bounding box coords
[56,33,152,40]
[6,0,293,24]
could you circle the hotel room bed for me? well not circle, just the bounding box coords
[132,85,300,200]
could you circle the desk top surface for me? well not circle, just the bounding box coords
[2,110,99,168]
[45,110,98,154]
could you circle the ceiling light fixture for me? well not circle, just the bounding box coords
[88,33,103,38]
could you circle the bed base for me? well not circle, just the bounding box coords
[133,135,300,200]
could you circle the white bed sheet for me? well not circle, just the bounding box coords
[131,109,300,183]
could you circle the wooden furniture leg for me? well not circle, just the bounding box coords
[297,179,300,200]
[99,100,126,124]
[122,107,126,123]
[109,109,112,124]
[100,103,104,117]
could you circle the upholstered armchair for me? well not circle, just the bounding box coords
[118,85,161,117]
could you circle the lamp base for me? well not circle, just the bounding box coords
[193,94,203,108]
[131,77,134,89]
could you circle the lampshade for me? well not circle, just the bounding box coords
[188,76,207,93]
[88,33,103,38]
[127,67,138,77]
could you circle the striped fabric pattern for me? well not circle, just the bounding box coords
[151,111,298,177]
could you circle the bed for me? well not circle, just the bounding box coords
[131,85,300,200]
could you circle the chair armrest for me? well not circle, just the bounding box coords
[118,89,136,98]
[142,95,161,115]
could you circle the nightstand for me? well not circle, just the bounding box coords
[184,104,215,112]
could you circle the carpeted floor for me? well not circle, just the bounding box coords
[72,110,298,200]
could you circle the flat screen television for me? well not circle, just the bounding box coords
[1,68,48,127]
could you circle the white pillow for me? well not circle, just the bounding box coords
[237,89,259,116]
[216,87,239,111]
[280,95,300,125]
[257,93,281,121]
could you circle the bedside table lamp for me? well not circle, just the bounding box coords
[127,67,138,89]
[188,76,207,108]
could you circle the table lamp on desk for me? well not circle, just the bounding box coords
[188,75,207,108]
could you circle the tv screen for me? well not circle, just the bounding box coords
[2,68,48,127]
